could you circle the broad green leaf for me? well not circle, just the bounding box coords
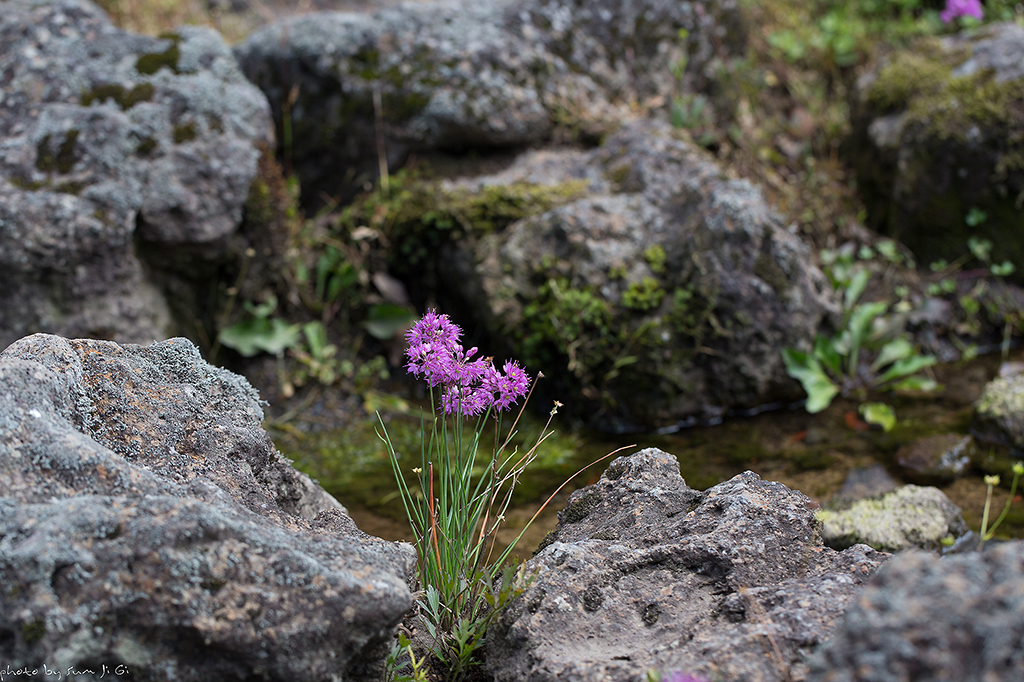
[844,268,870,310]
[891,375,941,392]
[876,355,937,385]
[363,304,417,340]
[813,335,842,377]
[845,301,887,375]
[860,402,896,432]
[870,337,914,372]
[781,348,816,382]
[782,348,838,413]
[302,321,329,355]
[218,317,300,356]
[804,375,840,413]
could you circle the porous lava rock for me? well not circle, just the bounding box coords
[0,333,414,681]
[234,0,745,202]
[894,433,974,485]
[807,541,1024,682]
[485,448,889,682]
[0,0,274,349]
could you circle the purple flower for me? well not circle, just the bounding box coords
[405,309,531,417]
[940,0,984,23]
[483,360,531,411]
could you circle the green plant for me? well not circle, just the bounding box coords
[380,310,624,679]
[782,248,938,427]
[979,460,1024,549]
[385,633,430,682]
[377,311,547,680]
[217,295,301,357]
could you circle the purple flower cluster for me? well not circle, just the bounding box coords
[941,0,983,23]
[405,309,530,417]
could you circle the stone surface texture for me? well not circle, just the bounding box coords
[234,0,744,201]
[485,449,889,682]
[973,373,1024,451]
[807,541,1024,682]
[894,433,974,485]
[0,0,273,349]
[442,119,836,431]
[849,21,1024,273]
[818,484,969,553]
[0,333,414,681]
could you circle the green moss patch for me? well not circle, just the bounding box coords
[81,82,154,110]
[173,122,198,143]
[136,33,181,75]
[36,130,79,174]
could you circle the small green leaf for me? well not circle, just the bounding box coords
[870,338,914,372]
[876,239,900,263]
[844,268,870,310]
[991,261,1015,277]
[891,375,940,392]
[846,301,888,372]
[875,355,937,385]
[966,208,988,228]
[363,304,417,339]
[860,402,896,432]
[968,235,992,261]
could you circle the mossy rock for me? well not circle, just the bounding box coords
[972,374,1024,453]
[818,484,968,552]
[851,24,1024,278]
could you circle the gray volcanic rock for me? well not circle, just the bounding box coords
[808,542,1024,682]
[849,22,1024,274]
[973,373,1024,452]
[0,334,415,681]
[0,0,273,349]
[894,433,974,485]
[234,0,744,202]
[443,119,835,431]
[486,449,889,682]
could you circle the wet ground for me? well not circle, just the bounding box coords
[269,347,1024,562]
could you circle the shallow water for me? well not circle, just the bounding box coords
[272,348,1024,561]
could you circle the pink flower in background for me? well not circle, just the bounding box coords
[941,0,984,23]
